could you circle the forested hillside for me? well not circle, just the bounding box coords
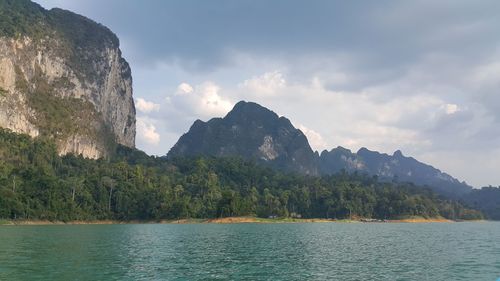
[463,187,500,220]
[0,128,482,221]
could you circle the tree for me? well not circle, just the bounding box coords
[101,176,117,213]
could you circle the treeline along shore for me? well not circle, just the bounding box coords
[0,128,484,223]
[1,216,461,225]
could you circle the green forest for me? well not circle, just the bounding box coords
[0,128,485,222]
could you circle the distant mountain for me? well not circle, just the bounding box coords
[320,147,472,197]
[169,100,473,197]
[167,101,319,175]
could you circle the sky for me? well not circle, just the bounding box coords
[36,0,500,188]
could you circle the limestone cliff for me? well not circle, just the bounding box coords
[0,0,135,158]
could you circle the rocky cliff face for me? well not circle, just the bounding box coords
[0,0,135,158]
[168,101,319,175]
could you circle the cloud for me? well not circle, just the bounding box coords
[239,71,286,95]
[176,82,194,95]
[297,125,328,152]
[136,117,160,145]
[443,104,459,115]
[135,98,160,113]
[467,57,500,122]
[196,82,233,115]
[169,81,234,118]
[470,61,500,87]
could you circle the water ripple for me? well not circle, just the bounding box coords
[0,222,499,280]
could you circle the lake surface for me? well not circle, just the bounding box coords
[0,222,499,280]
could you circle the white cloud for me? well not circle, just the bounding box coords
[443,103,459,115]
[297,124,328,152]
[198,82,234,115]
[239,71,286,95]
[176,82,194,95]
[169,81,234,118]
[135,98,160,113]
[136,117,160,145]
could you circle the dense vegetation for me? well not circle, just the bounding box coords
[0,87,6,97]
[0,0,46,38]
[0,0,118,46]
[1,0,121,83]
[0,128,482,221]
[463,187,500,220]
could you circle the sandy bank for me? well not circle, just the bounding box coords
[206,217,335,224]
[0,216,465,225]
[390,217,453,223]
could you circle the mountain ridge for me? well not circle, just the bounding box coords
[168,101,319,175]
[170,100,472,196]
[320,146,471,196]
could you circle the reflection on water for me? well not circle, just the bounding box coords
[0,222,499,280]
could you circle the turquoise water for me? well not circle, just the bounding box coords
[0,222,499,280]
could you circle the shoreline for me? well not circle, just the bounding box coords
[1,216,479,226]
